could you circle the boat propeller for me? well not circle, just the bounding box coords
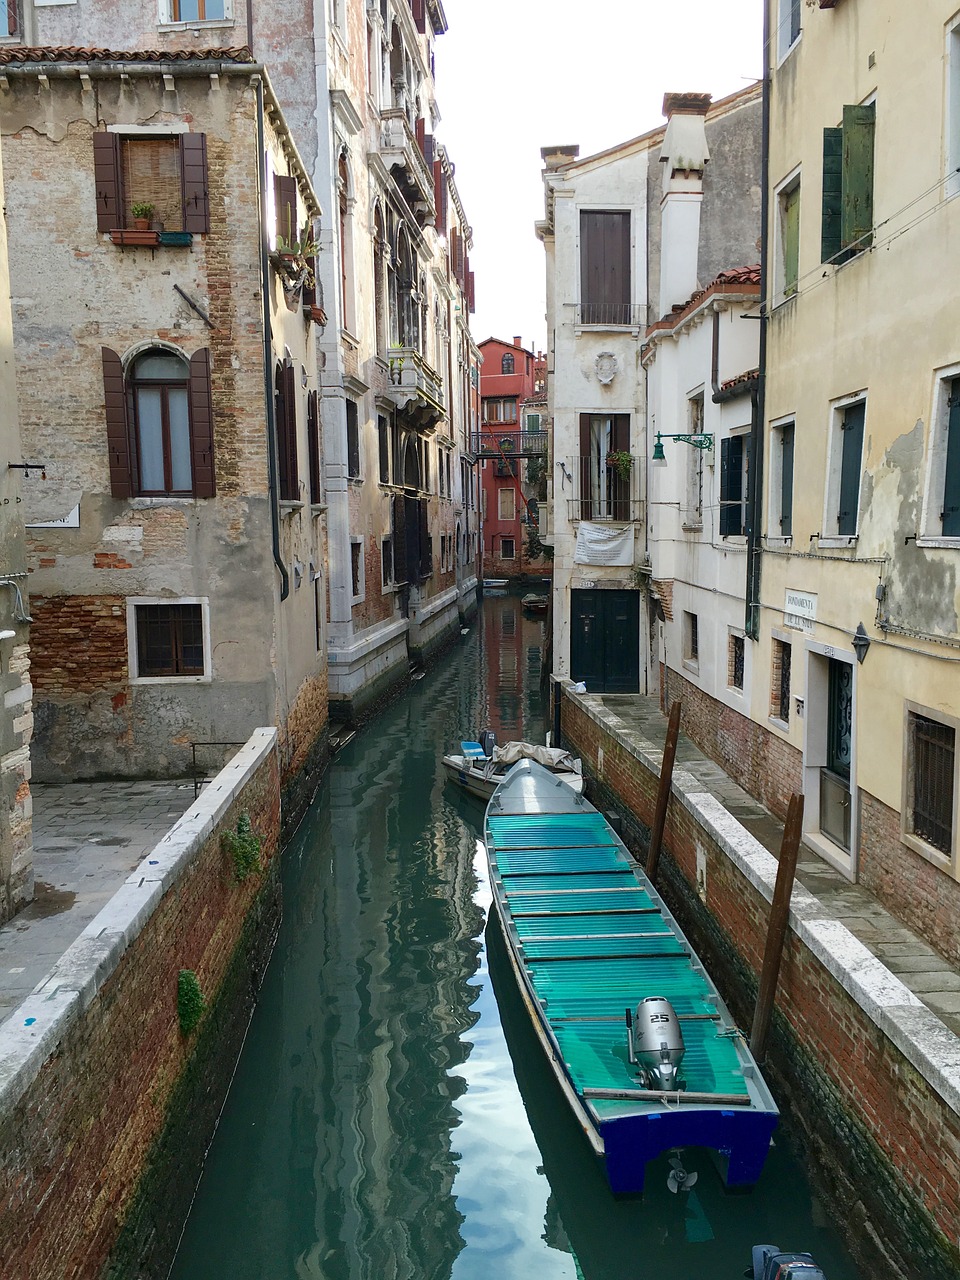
[667,1151,698,1194]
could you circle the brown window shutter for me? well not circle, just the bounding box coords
[412,0,426,33]
[433,159,446,232]
[94,134,123,233]
[422,133,434,167]
[307,390,321,504]
[180,133,209,234]
[275,174,298,248]
[282,360,299,499]
[449,227,459,281]
[188,347,216,497]
[102,347,133,498]
[612,414,630,453]
[415,117,426,157]
[579,413,593,519]
[467,269,476,314]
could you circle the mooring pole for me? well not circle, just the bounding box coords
[750,791,804,1062]
[645,699,682,883]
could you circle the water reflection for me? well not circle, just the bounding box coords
[170,595,858,1280]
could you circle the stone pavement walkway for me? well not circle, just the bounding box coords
[0,780,195,1025]
[596,693,960,1038]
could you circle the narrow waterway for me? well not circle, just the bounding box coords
[171,593,861,1280]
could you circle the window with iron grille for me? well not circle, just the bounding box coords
[683,612,699,665]
[350,540,363,599]
[729,632,745,691]
[382,537,393,588]
[501,537,515,559]
[908,712,955,857]
[135,603,204,677]
[501,353,515,374]
[771,638,791,722]
[346,400,360,479]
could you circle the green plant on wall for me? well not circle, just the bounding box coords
[223,812,262,883]
[526,526,553,562]
[177,969,204,1035]
[606,450,634,479]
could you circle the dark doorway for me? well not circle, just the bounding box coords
[570,589,640,693]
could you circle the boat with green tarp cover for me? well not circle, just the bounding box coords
[484,759,779,1195]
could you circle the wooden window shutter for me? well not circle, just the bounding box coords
[415,117,426,157]
[422,133,434,167]
[94,134,124,233]
[821,127,843,263]
[279,360,299,500]
[780,423,795,536]
[188,348,216,497]
[378,415,390,484]
[580,211,630,322]
[719,436,744,536]
[412,0,426,33]
[837,402,865,534]
[307,390,322,504]
[467,269,476,314]
[449,227,459,282]
[101,347,133,498]
[612,414,630,453]
[579,413,594,519]
[418,498,430,580]
[180,133,210,234]
[275,174,298,247]
[841,103,875,253]
[942,382,960,535]
[781,184,800,295]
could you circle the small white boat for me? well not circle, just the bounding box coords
[442,739,584,802]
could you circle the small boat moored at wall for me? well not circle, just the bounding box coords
[521,593,549,613]
[443,739,584,803]
[750,1243,828,1279]
[484,759,779,1195]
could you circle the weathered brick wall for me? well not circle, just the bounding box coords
[29,596,127,696]
[663,665,802,820]
[0,734,282,1280]
[859,789,960,968]
[279,669,329,835]
[561,692,960,1280]
[0,636,33,925]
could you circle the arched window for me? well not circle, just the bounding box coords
[501,352,515,375]
[101,345,215,498]
[374,206,386,356]
[395,230,416,348]
[338,150,354,331]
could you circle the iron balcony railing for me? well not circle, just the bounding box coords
[471,429,548,457]
[566,453,642,522]
[575,302,645,328]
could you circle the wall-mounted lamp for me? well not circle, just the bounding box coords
[8,462,47,480]
[852,622,871,664]
[651,432,714,468]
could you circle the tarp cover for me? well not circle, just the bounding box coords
[492,742,582,774]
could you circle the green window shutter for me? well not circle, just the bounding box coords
[841,103,875,253]
[719,436,744,536]
[837,402,865,534]
[780,422,795,536]
[942,380,960,536]
[781,184,800,295]
[821,127,843,263]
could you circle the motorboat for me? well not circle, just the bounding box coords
[442,738,584,803]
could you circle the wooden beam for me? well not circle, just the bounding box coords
[750,791,804,1061]
[645,699,682,882]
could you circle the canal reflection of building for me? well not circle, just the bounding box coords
[289,662,488,1280]
[479,595,547,743]
[484,917,856,1280]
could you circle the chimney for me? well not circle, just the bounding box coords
[658,93,711,317]
[541,144,579,172]
[513,336,522,348]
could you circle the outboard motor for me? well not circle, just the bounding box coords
[627,996,685,1091]
[749,1244,828,1280]
[478,729,496,759]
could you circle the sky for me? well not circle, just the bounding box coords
[434,0,763,356]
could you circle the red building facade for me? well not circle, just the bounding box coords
[478,336,550,581]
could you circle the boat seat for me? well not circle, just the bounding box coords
[460,741,488,760]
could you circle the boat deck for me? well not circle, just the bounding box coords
[487,810,752,1117]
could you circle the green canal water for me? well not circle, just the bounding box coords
[170,594,861,1280]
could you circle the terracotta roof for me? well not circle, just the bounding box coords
[720,368,760,393]
[713,264,762,286]
[653,263,761,330]
[0,46,254,65]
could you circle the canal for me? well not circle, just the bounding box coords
[170,594,861,1280]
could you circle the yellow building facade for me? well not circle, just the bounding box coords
[757,0,960,958]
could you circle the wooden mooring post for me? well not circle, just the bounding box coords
[645,699,681,883]
[750,791,804,1062]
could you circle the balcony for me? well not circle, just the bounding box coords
[378,109,435,221]
[386,346,444,431]
[566,454,642,522]
[575,302,645,329]
[471,429,548,458]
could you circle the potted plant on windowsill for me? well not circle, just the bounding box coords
[606,450,634,479]
[131,202,155,231]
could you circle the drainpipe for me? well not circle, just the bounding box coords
[744,2,771,640]
[255,76,289,601]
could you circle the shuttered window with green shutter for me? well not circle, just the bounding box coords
[780,182,800,296]
[779,421,795,537]
[837,401,865,535]
[822,104,875,264]
[942,379,960,536]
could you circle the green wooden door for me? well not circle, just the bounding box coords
[570,590,639,693]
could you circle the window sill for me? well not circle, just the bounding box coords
[157,19,235,31]
[130,673,212,685]
[765,535,793,549]
[816,535,858,549]
[682,659,699,675]
[768,715,790,733]
[915,536,960,550]
[309,502,326,516]
[279,500,304,517]
[681,521,703,533]
[721,534,748,544]
[901,829,955,876]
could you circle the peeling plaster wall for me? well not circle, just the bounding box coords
[1,69,327,785]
